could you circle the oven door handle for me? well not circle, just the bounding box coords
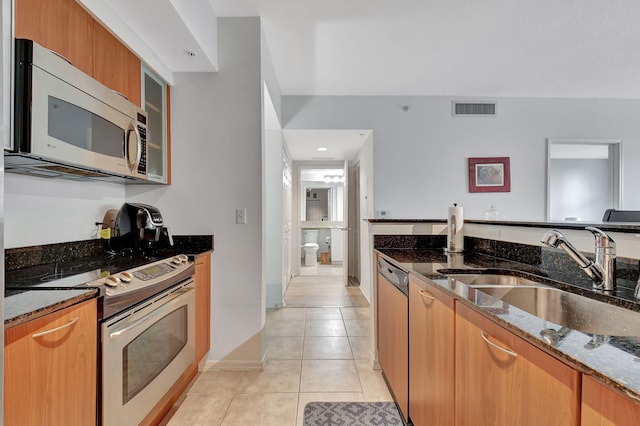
[109,287,193,340]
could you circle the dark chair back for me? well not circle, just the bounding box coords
[602,209,640,222]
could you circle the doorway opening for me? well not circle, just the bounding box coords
[296,163,348,281]
[547,138,622,222]
[282,129,373,306]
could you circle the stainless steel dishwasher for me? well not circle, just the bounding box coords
[378,257,409,295]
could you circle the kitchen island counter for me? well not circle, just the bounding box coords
[377,246,640,402]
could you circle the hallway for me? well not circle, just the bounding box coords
[164,274,388,425]
[285,265,368,307]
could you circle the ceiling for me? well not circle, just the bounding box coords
[78,0,219,83]
[210,0,640,98]
[284,130,371,161]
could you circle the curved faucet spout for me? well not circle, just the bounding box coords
[541,227,615,290]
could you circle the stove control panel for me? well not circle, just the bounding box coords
[86,254,193,295]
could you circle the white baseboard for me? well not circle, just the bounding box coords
[204,358,265,371]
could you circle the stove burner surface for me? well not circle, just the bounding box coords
[5,253,162,290]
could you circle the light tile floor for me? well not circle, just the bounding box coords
[163,305,392,426]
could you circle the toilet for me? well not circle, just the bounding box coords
[302,230,320,266]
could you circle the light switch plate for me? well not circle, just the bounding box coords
[236,208,247,224]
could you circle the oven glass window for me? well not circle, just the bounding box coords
[48,96,124,158]
[122,306,188,403]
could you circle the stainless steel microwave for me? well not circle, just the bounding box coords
[5,39,149,182]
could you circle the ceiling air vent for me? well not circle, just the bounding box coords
[452,101,497,117]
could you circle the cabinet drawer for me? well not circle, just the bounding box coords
[582,375,640,425]
[4,299,97,425]
[455,303,579,426]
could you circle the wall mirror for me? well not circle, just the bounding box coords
[547,138,622,222]
[305,188,330,221]
[300,168,344,222]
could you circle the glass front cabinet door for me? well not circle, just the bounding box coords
[141,65,169,183]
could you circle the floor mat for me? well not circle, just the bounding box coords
[303,401,403,426]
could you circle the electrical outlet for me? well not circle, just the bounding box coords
[90,213,102,238]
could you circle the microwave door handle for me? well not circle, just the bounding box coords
[125,122,142,172]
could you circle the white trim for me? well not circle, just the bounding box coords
[203,359,266,371]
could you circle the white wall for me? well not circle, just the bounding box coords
[4,174,125,248]
[264,114,284,308]
[549,158,609,222]
[283,96,640,221]
[127,17,265,365]
[355,134,374,302]
[262,25,286,309]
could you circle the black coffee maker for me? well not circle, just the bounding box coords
[110,203,173,255]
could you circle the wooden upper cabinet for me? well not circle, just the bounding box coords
[4,299,97,425]
[15,0,142,107]
[93,24,141,106]
[15,0,95,76]
[582,375,640,425]
[142,66,169,182]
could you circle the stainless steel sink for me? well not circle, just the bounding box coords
[447,273,544,287]
[473,285,640,337]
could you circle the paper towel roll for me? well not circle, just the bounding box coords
[447,204,464,253]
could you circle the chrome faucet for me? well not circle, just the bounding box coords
[540,327,572,346]
[541,227,616,291]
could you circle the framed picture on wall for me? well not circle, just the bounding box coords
[468,157,511,193]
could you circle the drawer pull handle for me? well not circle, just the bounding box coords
[32,317,79,338]
[481,331,518,358]
[419,289,435,301]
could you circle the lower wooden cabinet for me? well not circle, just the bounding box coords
[195,253,212,365]
[4,299,97,425]
[455,303,580,426]
[377,271,409,419]
[581,375,640,425]
[409,276,454,426]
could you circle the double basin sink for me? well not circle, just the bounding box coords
[442,271,640,337]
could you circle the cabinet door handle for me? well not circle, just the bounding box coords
[481,331,518,358]
[32,317,79,338]
[419,289,436,301]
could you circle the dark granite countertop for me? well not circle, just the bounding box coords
[376,247,640,400]
[4,235,214,328]
[367,218,640,234]
[4,288,99,329]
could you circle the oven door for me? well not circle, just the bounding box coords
[102,279,195,426]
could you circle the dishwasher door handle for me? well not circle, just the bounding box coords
[378,258,409,287]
